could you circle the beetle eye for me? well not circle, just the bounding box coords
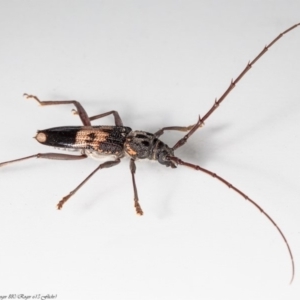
[158,152,177,168]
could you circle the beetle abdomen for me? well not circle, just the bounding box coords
[35,126,132,155]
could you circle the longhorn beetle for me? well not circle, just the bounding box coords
[0,23,299,283]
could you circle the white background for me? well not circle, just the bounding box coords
[0,1,299,300]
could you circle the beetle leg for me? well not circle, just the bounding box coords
[154,124,195,138]
[172,116,203,150]
[24,93,91,126]
[154,119,203,138]
[57,159,121,209]
[129,158,143,215]
[72,109,123,126]
[0,153,87,168]
[154,117,203,150]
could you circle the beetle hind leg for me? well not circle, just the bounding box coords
[130,158,143,215]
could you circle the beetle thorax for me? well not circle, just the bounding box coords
[124,131,176,167]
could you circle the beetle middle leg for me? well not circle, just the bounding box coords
[24,93,91,126]
[57,158,121,209]
[73,109,123,126]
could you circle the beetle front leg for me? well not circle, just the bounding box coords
[154,125,194,138]
[154,118,204,138]
[172,116,203,150]
[129,158,143,215]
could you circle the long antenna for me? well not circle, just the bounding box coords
[167,155,295,284]
[200,23,300,124]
